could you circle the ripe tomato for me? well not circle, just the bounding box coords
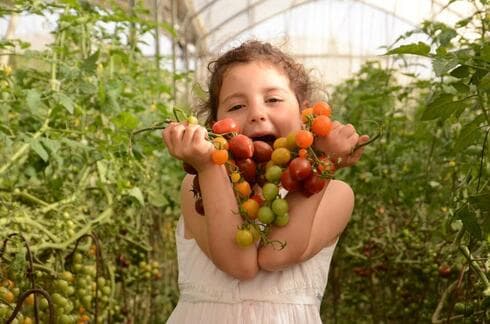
[301,173,326,197]
[235,229,254,248]
[212,118,239,134]
[253,141,273,162]
[236,158,257,184]
[213,136,229,150]
[229,134,254,160]
[312,101,332,117]
[301,107,314,123]
[295,130,314,149]
[211,149,228,165]
[311,115,332,136]
[280,169,300,192]
[234,181,252,198]
[241,198,260,219]
[250,194,265,206]
[273,137,288,149]
[271,147,291,165]
[286,131,298,150]
[288,157,312,181]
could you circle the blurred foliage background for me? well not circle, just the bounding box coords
[0,0,488,323]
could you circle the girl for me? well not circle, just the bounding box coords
[163,41,369,323]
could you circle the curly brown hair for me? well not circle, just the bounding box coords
[197,40,314,127]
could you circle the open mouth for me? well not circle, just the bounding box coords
[251,134,277,146]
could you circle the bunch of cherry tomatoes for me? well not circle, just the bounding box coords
[183,101,336,249]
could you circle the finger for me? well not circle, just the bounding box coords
[192,126,208,144]
[358,134,370,144]
[169,124,186,148]
[349,133,360,152]
[182,124,198,146]
[331,120,342,129]
[162,123,177,148]
[340,124,356,137]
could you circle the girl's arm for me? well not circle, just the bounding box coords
[164,123,259,280]
[258,180,354,272]
[258,121,365,271]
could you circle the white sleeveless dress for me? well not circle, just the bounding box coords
[166,216,337,324]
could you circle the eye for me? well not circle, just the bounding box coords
[266,98,283,103]
[228,104,244,112]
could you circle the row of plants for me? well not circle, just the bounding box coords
[0,0,184,322]
[323,0,489,321]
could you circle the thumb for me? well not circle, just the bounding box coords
[358,134,370,144]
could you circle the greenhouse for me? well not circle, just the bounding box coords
[0,0,489,323]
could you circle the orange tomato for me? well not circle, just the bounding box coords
[312,101,332,117]
[295,130,314,149]
[211,149,229,165]
[234,181,252,198]
[311,115,332,136]
[301,107,314,123]
[241,199,260,219]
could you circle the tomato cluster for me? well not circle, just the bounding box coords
[184,102,336,248]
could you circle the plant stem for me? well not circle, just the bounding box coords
[30,208,113,252]
[459,245,490,288]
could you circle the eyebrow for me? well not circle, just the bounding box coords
[221,87,288,105]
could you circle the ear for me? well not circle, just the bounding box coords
[300,99,310,110]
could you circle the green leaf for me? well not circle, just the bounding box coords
[128,187,145,206]
[479,72,490,91]
[385,42,431,56]
[30,138,49,162]
[481,44,490,62]
[148,189,168,207]
[421,93,461,121]
[26,89,42,113]
[81,50,100,74]
[112,112,139,129]
[454,205,482,240]
[54,92,75,114]
[450,65,469,78]
[468,192,490,212]
[454,114,486,152]
[433,57,459,77]
[40,137,61,153]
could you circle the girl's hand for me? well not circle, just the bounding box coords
[162,122,215,172]
[313,121,369,168]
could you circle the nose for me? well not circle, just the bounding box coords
[248,102,267,123]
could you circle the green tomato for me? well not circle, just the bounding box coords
[274,213,289,227]
[258,206,275,224]
[262,183,279,201]
[265,165,282,183]
[271,198,288,216]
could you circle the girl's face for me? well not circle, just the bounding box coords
[216,61,302,143]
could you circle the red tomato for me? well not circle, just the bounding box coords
[253,141,273,162]
[288,157,312,181]
[236,158,257,184]
[301,173,326,197]
[229,134,254,160]
[212,118,239,134]
[280,169,300,192]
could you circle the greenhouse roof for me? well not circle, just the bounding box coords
[0,0,480,84]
